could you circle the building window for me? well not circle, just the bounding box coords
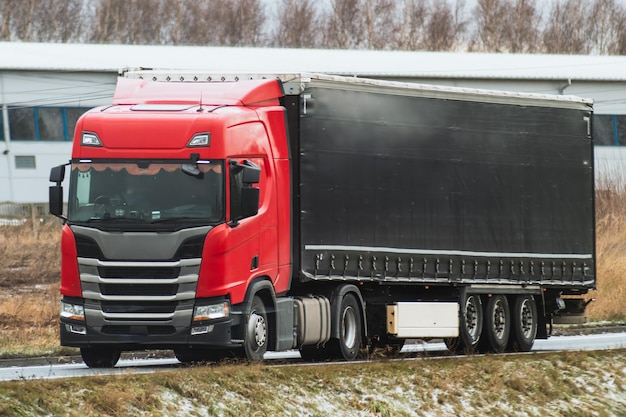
[8,108,37,140]
[15,155,36,169]
[38,107,64,140]
[593,114,626,146]
[7,106,88,141]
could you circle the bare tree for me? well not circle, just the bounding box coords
[214,0,266,46]
[323,0,365,49]
[273,0,320,48]
[470,0,509,52]
[542,0,588,54]
[362,0,398,50]
[507,0,541,53]
[424,0,466,51]
[470,0,542,53]
[395,0,429,50]
[90,0,129,43]
[5,0,38,41]
[587,0,626,54]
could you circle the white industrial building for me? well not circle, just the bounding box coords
[1,42,626,203]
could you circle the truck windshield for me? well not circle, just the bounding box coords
[67,160,224,226]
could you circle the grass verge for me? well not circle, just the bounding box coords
[0,350,625,416]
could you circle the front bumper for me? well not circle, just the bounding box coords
[60,314,240,350]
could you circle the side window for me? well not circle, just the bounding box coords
[229,159,261,223]
[229,162,244,222]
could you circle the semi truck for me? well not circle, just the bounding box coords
[49,72,595,368]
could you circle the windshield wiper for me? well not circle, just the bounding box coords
[82,217,147,223]
[150,217,209,224]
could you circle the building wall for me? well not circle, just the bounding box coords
[0,70,115,202]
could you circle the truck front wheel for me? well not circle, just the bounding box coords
[80,347,121,368]
[243,296,268,361]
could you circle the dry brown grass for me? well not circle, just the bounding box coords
[1,186,625,358]
[0,219,61,288]
[0,220,65,357]
[589,179,626,321]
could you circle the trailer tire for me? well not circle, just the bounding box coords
[80,347,121,368]
[445,293,483,354]
[509,294,538,352]
[243,296,268,361]
[330,293,362,361]
[482,295,511,353]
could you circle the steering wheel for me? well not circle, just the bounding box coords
[94,195,125,207]
[94,195,112,206]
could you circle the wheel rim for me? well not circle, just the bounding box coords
[492,299,507,340]
[465,295,480,340]
[249,311,267,350]
[342,306,357,349]
[519,298,534,339]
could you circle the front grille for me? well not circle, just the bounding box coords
[101,325,177,335]
[75,235,104,259]
[174,236,205,259]
[98,266,181,279]
[101,301,177,314]
[99,283,179,296]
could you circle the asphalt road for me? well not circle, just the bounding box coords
[1,332,625,382]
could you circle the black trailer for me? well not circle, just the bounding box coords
[285,74,594,354]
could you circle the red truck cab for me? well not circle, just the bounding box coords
[50,77,292,366]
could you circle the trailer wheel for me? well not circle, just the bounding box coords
[509,294,537,352]
[482,295,511,353]
[80,347,121,368]
[445,293,483,354]
[330,293,362,361]
[243,296,268,361]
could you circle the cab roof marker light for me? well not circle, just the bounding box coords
[81,132,102,147]
[187,133,210,147]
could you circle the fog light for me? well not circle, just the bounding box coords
[191,325,214,335]
[194,302,229,321]
[61,301,85,321]
[67,324,87,335]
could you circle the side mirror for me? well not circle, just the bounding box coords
[49,164,67,219]
[49,165,66,183]
[49,186,64,217]
[242,161,261,184]
[241,187,260,218]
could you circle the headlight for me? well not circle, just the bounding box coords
[61,301,85,321]
[194,302,229,321]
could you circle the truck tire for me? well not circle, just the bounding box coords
[445,293,483,354]
[332,293,362,361]
[80,347,121,368]
[243,296,268,361]
[482,295,511,353]
[509,294,538,352]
